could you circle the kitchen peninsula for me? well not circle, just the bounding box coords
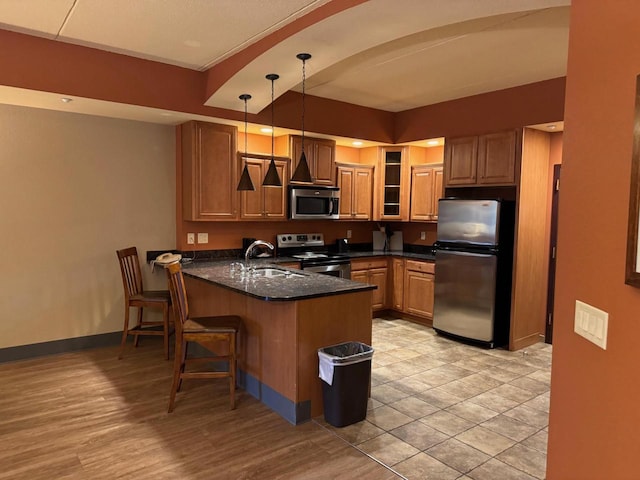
[181,261,375,424]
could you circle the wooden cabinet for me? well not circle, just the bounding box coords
[410,164,443,222]
[443,136,477,186]
[403,260,435,320]
[509,127,554,351]
[351,258,388,311]
[376,146,411,221]
[351,255,435,323]
[353,256,436,323]
[181,121,238,221]
[433,168,444,219]
[336,163,374,220]
[239,154,289,220]
[444,130,519,187]
[278,261,300,269]
[392,258,405,311]
[478,130,519,184]
[350,269,368,283]
[289,135,336,185]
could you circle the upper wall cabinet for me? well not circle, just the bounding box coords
[239,154,289,220]
[336,162,374,220]
[375,146,411,221]
[181,121,238,221]
[444,130,520,187]
[410,164,444,222]
[288,135,336,185]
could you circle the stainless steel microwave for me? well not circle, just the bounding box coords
[288,185,340,220]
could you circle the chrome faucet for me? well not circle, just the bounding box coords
[244,240,275,265]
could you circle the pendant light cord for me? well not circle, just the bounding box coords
[301,57,306,154]
[237,94,255,191]
[244,98,248,157]
[262,73,281,187]
[271,77,275,161]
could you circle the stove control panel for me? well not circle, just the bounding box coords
[277,233,324,248]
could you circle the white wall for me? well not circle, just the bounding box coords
[0,104,175,349]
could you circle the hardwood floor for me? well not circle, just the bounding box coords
[0,343,399,480]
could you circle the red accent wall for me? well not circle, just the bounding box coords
[395,77,566,142]
[546,2,640,478]
[0,27,564,144]
[0,27,394,142]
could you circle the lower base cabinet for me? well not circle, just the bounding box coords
[392,258,405,310]
[403,260,435,320]
[351,258,388,311]
[352,257,434,322]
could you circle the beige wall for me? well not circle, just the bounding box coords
[0,104,175,349]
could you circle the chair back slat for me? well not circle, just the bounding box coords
[116,247,143,299]
[166,262,188,333]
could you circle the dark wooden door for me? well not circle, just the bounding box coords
[546,164,561,344]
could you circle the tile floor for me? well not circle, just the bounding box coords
[316,317,552,480]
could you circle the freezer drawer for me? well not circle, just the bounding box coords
[433,249,497,343]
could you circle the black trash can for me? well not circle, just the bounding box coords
[318,341,374,427]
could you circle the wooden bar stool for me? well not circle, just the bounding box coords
[165,261,242,412]
[116,247,173,360]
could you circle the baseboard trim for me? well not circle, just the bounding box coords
[238,369,311,425]
[511,332,545,351]
[379,310,433,327]
[1,335,313,425]
[0,332,122,364]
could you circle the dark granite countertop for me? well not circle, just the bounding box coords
[181,259,376,301]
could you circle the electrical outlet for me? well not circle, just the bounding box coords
[346,230,352,239]
[574,300,608,349]
[187,233,195,245]
[420,231,426,240]
[197,233,208,244]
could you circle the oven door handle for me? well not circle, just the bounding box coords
[304,264,344,273]
[303,262,351,276]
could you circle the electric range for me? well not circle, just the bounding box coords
[277,233,351,279]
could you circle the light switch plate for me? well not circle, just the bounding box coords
[187,233,195,245]
[574,300,608,349]
[197,233,208,244]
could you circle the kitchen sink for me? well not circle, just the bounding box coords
[252,267,305,278]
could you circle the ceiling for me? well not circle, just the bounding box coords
[0,0,570,140]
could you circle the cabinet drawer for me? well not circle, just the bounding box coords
[351,257,388,270]
[278,262,300,269]
[405,260,435,274]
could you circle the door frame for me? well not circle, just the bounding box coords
[545,164,561,344]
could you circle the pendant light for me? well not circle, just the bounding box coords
[262,73,282,187]
[291,53,313,183]
[236,94,255,191]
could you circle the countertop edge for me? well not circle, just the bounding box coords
[182,261,376,302]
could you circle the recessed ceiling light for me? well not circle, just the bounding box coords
[426,140,439,146]
[260,127,272,133]
[61,97,73,103]
[352,141,363,146]
[547,124,557,130]
[160,112,173,117]
[183,40,201,48]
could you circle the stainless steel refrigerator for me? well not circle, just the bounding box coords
[433,199,515,348]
